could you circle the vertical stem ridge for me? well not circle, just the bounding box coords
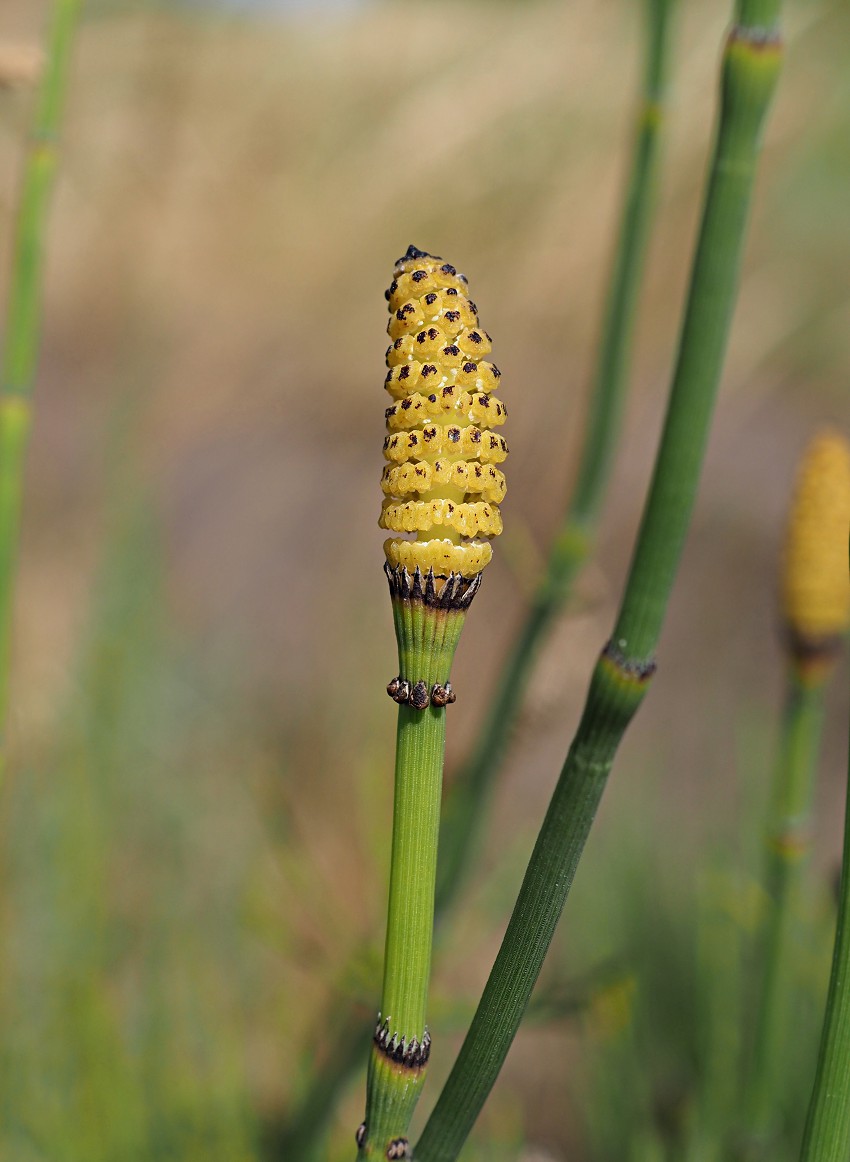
[0,0,82,752]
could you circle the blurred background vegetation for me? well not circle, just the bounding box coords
[1,0,850,1158]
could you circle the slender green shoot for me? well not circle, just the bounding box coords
[276,1002,372,1160]
[0,0,82,764]
[436,0,676,909]
[748,430,850,1150]
[746,673,827,1145]
[691,863,748,1162]
[416,4,782,1157]
[799,710,850,1162]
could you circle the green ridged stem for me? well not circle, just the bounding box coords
[417,6,782,1158]
[799,665,850,1162]
[357,581,471,1160]
[419,652,651,1162]
[745,665,829,1148]
[0,0,82,760]
[436,0,675,910]
[610,16,781,659]
[571,0,675,525]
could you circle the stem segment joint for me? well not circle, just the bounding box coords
[373,1015,432,1071]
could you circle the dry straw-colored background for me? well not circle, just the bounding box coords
[1,0,850,1158]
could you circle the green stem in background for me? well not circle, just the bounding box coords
[746,669,827,1147]
[357,570,479,1160]
[769,429,850,1160]
[691,862,747,1162]
[799,693,850,1162]
[0,0,82,756]
[417,4,782,1158]
[271,998,373,1159]
[436,0,675,910]
[281,1004,368,1161]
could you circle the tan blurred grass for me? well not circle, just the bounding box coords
[1,0,846,662]
[2,0,850,1156]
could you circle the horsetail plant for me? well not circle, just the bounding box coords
[356,247,507,1160]
[793,434,850,1162]
[800,781,850,1162]
[284,6,676,1148]
[436,0,677,910]
[746,432,850,1148]
[0,0,82,773]
[417,2,783,1158]
[800,847,850,1162]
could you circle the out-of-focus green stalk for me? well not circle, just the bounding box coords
[758,429,850,1157]
[436,0,675,909]
[746,672,826,1146]
[0,0,82,761]
[416,4,782,1157]
[691,864,747,1162]
[798,694,850,1162]
[609,0,781,658]
[278,1004,367,1161]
